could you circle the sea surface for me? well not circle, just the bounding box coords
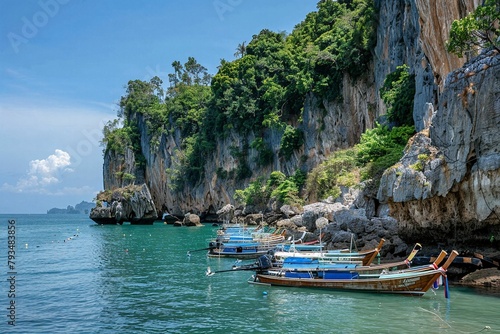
[0,214,499,333]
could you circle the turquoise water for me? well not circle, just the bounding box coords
[0,214,499,333]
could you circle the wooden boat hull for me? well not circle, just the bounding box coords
[274,247,442,277]
[252,269,445,296]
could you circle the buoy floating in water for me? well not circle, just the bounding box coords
[263,291,268,296]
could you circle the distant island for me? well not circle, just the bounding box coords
[47,201,95,214]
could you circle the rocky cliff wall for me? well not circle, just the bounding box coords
[378,51,500,245]
[103,0,484,223]
[106,67,378,217]
[103,147,145,189]
[374,0,478,132]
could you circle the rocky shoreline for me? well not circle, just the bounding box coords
[459,268,500,289]
[91,183,500,289]
[215,198,500,288]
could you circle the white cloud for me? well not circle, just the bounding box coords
[3,149,72,193]
[29,149,72,184]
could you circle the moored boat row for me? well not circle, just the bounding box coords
[248,250,458,296]
[207,224,287,258]
[205,229,459,297]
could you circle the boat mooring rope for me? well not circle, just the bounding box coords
[418,307,491,333]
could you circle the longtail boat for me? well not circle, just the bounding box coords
[210,224,285,245]
[207,234,285,259]
[273,249,447,280]
[203,223,286,259]
[272,239,385,266]
[249,250,459,296]
[276,243,427,275]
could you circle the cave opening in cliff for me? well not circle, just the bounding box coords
[466,148,477,172]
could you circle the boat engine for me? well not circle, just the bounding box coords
[257,254,273,270]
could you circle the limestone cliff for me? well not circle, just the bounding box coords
[90,184,157,224]
[378,51,500,245]
[104,70,377,217]
[374,0,478,132]
[375,0,500,246]
[102,0,497,244]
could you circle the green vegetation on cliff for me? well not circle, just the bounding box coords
[209,0,376,136]
[380,64,415,127]
[234,170,306,208]
[234,124,414,207]
[305,124,414,202]
[101,0,378,190]
[447,0,500,57]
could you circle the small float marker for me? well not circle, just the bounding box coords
[206,267,214,276]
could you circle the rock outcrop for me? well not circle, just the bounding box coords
[216,204,235,224]
[460,268,500,288]
[90,184,158,225]
[378,51,500,245]
[183,213,202,227]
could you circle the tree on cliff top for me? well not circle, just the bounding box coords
[234,42,246,58]
[447,0,500,57]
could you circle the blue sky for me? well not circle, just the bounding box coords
[0,0,318,214]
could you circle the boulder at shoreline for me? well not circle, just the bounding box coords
[90,184,158,225]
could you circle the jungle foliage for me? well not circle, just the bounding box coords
[234,170,307,207]
[305,124,415,202]
[447,0,500,57]
[380,64,415,127]
[102,0,378,190]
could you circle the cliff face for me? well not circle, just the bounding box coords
[378,51,500,245]
[374,0,478,132]
[376,0,500,246]
[103,0,498,245]
[104,68,378,217]
[414,0,480,88]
